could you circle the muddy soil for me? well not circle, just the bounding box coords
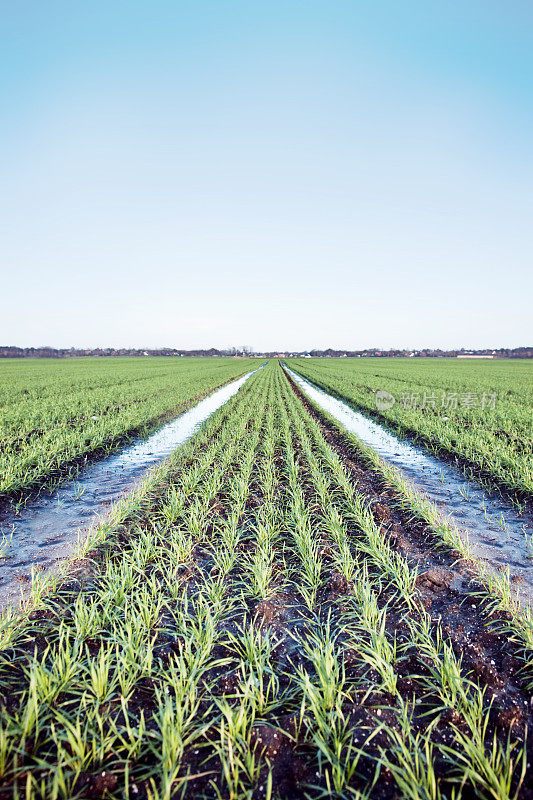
[0,368,531,799]
[0,370,260,610]
[285,366,533,601]
[285,365,533,511]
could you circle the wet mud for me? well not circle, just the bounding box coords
[0,365,532,799]
[285,366,533,602]
[0,369,262,609]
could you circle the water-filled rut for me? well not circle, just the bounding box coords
[285,366,533,602]
[0,367,263,610]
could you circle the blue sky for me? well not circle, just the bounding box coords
[1,1,532,351]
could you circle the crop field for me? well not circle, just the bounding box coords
[0,360,532,799]
[0,357,260,502]
[286,358,533,500]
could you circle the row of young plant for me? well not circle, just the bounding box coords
[283,370,533,685]
[277,370,529,798]
[286,358,533,499]
[0,357,260,500]
[0,362,272,799]
[0,362,529,798]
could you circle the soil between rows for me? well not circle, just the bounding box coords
[0,371,251,516]
[284,371,533,760]
[284,366,533,511]
[0,366,532,799]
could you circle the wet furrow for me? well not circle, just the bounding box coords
[285,365,533,601]
[0,362,531,799]
[0,366,265,609]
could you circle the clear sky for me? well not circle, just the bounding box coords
[1,1,532,352]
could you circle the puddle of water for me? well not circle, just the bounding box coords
[0,366,264,609]
[285,366,533,600]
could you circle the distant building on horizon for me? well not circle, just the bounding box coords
[457,354,494,359]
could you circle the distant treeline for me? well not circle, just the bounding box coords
[296,347,533,359]
[0,347,247,359]
[1,346,532,359]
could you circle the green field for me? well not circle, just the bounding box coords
[286,357,533,498]
[0,360,531,799]
[0,357,260,500]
